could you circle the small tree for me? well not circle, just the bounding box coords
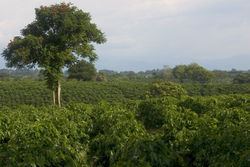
[68,60,96,81]
[2,2,106,106]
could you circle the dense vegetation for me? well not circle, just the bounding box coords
[68,60,97,81]
[0,81,249,108]
[0,79,249,166]
[0,94,249,166]
[1,2,249,166]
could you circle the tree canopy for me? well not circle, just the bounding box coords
[173,63,214,83]
[233,73,250,84]
[68,60,96,81]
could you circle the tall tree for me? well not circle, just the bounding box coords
[2,2,106,106]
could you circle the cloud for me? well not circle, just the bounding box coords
[0,0,250,71]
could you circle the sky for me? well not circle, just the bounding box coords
[0,0,250,71]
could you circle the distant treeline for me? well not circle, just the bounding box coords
[100,64,250,84]
[0,81,249,108]
[0,63,250,84]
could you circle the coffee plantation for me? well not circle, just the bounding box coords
[0,91,249,166]
[1,1,249,166]
[0,81,249,108]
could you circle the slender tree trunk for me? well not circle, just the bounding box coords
[57,80,61,107]
[52,90,56,105]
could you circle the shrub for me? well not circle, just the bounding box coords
[149,80,187,98]
[0,105,90,166]
[87,103,146,166]
[137,98,179,130]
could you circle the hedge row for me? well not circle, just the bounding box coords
[182,83,250,96]
[0,81,149,108]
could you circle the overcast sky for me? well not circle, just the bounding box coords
[0,0,250,71]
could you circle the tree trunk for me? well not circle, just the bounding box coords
[57,80,61,107]
[52,90,56,105]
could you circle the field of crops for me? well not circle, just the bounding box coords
[1,1,249,166]
[0,81,249,108]
[0,94,249,166]
[0,81,149,108]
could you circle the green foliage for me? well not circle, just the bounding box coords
[87,103,146,166]
[0,81,249,108]
[153,65,173,81]
[0,81,52,108]
[135,94,250,166]
[173,63,215,83]
[148,81,187,98]
[115,136,173,167]
[0,81,149,108]
[3,2,106,69]
[186,63,215,83]
[137,98,179,130]
[178,96,218,115]
[68,60,97,81]
[233,73,250,84]
[0,105,90,166]
[95,72,107,82]
[172,65,186,83]
[0,94,249,166]
[95,64,249,83]
[182,83,250,96]
[2,2,106,106]
[189,108,250,167]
